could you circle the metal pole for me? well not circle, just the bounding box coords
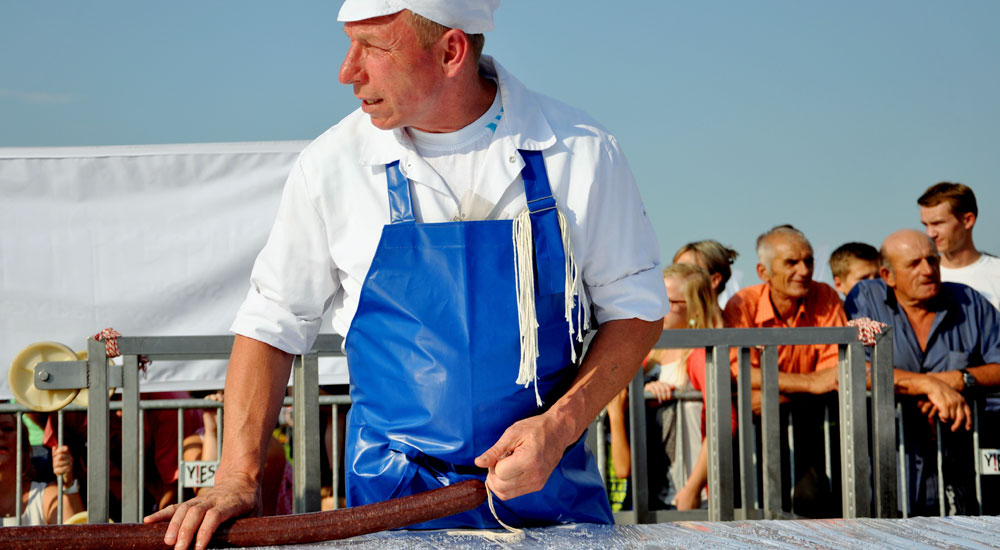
[15,412,23,525]
[838,341,871,518]
[121,354,141,522]
[139,408,145,515]
[627,368,648,523]
[973,400,982,516]
[707,345,734,521]
[736,347,758,519]
[86,337,110,522]
[57,410,64,524]
[760,345,782,519]
[936,421,945,516]
[897,403,909,518]
[871,328,897,518]
[177,409,184,504]
[292,353,321,513]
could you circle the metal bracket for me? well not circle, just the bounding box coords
[34,360,123,390]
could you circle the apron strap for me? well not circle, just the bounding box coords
[386,160,416,224]
[519,150,566,296]
[382,152,564,296]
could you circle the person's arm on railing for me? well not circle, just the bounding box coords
[894,369,972,432]
[44,445,84,524]
[144,335,293,550]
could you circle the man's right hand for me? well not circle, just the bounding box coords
[143,474,259,550]
[901,375,972,432]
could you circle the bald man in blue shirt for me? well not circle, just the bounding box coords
[846,229,1000,515]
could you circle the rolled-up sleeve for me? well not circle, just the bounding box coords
[579,135,668,324]
[231,160,341,355]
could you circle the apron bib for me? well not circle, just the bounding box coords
[343,150,612,528]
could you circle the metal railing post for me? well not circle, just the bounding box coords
[86,336,110,522]
[838,341,871,518]
[121,354,141,522]
[871,328,897,517]
[292,352,322,513]
[627,368,649,523]
[736,347,758,519]
[707,345,734,521]
[760,345,782,519]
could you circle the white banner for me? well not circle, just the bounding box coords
[0,141,348,400]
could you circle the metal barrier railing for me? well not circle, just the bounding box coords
[602,326,896,523]
[4,326,937,526]
[26,334,346,523]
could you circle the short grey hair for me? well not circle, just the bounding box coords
[756,224,811,274]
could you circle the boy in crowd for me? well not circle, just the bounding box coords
[829,242,879,297]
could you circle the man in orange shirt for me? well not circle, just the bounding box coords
[723,224,846,517]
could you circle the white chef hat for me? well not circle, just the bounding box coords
[338,0,500,34]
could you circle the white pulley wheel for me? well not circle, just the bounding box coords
[8,341,80,412]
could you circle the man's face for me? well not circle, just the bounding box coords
[834,259,878,296]
[884,236,941,304]
[761,236,814,301]
[339,12,445,131]
[920,202,973,256]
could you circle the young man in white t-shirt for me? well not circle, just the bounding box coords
[918,182,1000,310]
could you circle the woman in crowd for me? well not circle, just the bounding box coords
[673,240,739,306]
[608,263,727,510]
[0,412,83,525]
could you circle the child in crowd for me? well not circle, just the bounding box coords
[0,413,83,525]
[828,242,879,297]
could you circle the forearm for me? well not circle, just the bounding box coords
[927,363,1000,391]
[746,366,833,394]
[216,335,293,486]
[544,318,661,452]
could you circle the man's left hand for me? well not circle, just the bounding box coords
[474,413,569,500]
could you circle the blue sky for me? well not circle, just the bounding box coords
[3,1,998,284]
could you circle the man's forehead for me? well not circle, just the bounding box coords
[771,235,813,257]
[920,201,956,220]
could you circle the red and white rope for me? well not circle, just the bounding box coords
[93,328,123,357]
[93,327,151,371]
[848,317,887,347]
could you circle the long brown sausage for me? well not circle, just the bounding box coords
[0,479,487,550]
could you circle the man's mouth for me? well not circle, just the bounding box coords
[363,99,382,105]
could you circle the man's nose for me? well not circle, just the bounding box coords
[338,44,362,85]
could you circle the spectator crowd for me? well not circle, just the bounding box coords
[607,182,1000,518]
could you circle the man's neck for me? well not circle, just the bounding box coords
[768,288,802,324]
[893,290,939,351]
[940,243,980,269]
[413,74,497,134]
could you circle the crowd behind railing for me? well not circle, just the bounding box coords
[3,181,999,526]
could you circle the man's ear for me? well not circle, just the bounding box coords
[438,28,470,77]
[880,265,894,287]
[833,275,846,295]
[756,263,769,284]
[960,211,976,231]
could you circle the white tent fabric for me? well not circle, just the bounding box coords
[0,141,348,400]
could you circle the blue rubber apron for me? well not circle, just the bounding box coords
[343,150,612,528]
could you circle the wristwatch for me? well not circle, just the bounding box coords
[63,479,79,495]
[960,368,977,390]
